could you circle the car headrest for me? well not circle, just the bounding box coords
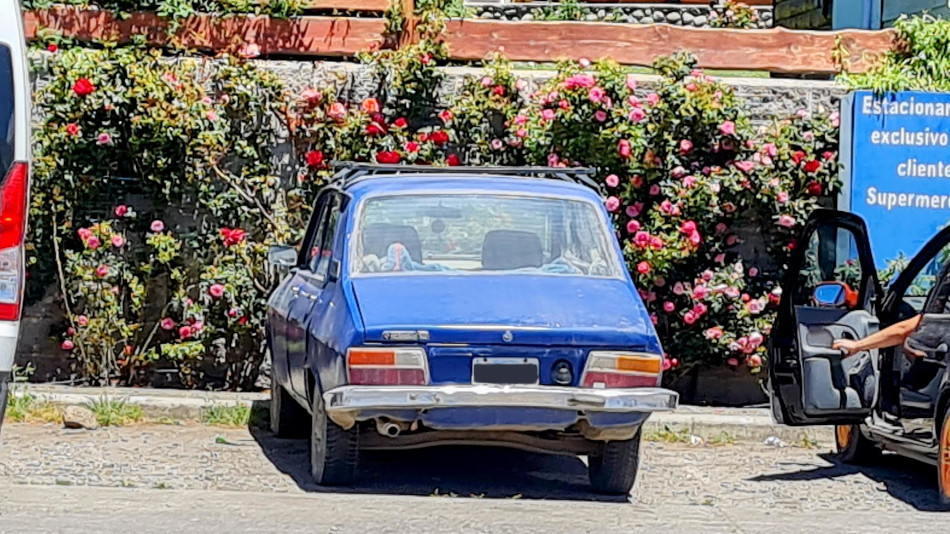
[362,224,423,263]
[482,229,543,271]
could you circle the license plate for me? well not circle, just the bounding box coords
[472,357,539,385]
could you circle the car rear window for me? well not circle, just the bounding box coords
[0,44,14,177]
[352,193,622,278]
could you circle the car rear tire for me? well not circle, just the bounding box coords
[834,424,881,465]
[588,429,641,495]
[938,408,950,505]
[310,389,359,486]
[270,379,309,438]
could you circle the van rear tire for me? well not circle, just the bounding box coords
[834,424,881,465]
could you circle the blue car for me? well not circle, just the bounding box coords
[266,165,679,494]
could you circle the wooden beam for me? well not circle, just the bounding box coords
[302,0,390,11]
[443,19,895,75]
[24,8,386,57]
[580,0,771,5]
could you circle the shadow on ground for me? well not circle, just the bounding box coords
[747,452,950,512]
[248,402,624,502]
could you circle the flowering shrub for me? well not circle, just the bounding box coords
[22,0,304,18]
[709,0,759,29]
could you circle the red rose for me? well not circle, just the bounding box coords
[376,151,401,164]
[306,150,324,168]
[65,123,80,136]
[429,130,449,146]
[791,150,806,165]
[405,141,420,153]
[220,227,246,247]
[73,78,95,96]
[803,159,821,173]
[418,133,429,143]
[446,154,461,166]
[393,117,408,129]
[47,43,58,53]
[492,85,505,96]
[366,123,385,136]
[806,181,823,196]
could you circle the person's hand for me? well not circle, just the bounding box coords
[832,339,861,357]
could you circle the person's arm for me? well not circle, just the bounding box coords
[832,314,922,357]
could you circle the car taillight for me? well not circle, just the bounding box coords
[346,347,428,385]
[0,162,27,321]
[580,351,661,388]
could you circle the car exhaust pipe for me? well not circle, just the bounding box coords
[376,419,401,438]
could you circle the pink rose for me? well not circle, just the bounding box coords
[777,214,796,228]
[594,110,607,122]
[626,202,643,218]
[95,265,109,278]
[725,286,740,299]
[588,86,605,103]
[481,76,493,87]
[61,340,75,351]
[618,139,632,158]
[541,109,556,121]
[701,270,714,281]
[646,93,660,106]
[515,79,527,91]
[727,358,740,367]
[650,236,664,250]
[650,314,658,325]
[683,311,697,325]
[605,196,620,212]
[209,284,225,299]
[633,231,650,248]
[547,153,559,166]
[76,315,88,326]
[491,139,504,150]
[715,253,726,264]
[626,219,640,233]
[689,232,701,246]
[97,132,112,145]
[150,220,165,233]
[704,327,723,340]
[301,88,321,104]
[85,236,101,250]
[671,166,687,179]
[749,332,764,347]
[628,108,646,123]
[179,326,193,339]
[605,174,620,188]
[683,176,696,187]
[679,139,693,155]
[776,191,789,204]
[719,120,736,136]
[680,221,697,234]
[649,184,660,196]
[111,234,124,248]
[763,143,778,157]
[114,205,129,217]
[663,301,675,313]
[692,302,707,316]
[160,318,176,331]
[747,354,763,368]
[328,102,347,122]
[625,74,638,92]
[734,160,754,173]
[78,228,93,241]
[693,285,709,300]
[830,111,840,127]
[749,267,758,277]
[685,83,698,92]
[636,261,651,274]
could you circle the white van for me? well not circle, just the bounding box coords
[0,0,31,428]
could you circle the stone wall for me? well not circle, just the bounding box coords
[468,1,774,28]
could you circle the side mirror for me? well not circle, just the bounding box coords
[268,245,298,268]
[327,258,342,282]
[813,281,858,308]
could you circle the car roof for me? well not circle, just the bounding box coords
[343,174,604,203]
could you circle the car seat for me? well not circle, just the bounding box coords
[481,229,543,270]
[362,224,423,263]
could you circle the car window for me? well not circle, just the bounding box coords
[0,45,15,177]
[306,199,331,271]
[924,251,950,314]
[351,193,621,278]
[903,242,950,313]
[313,194,342,278]
[795,224,863,307]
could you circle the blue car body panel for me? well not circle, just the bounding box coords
[267,174,667,431]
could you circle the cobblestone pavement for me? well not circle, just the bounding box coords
[0,423,947,532]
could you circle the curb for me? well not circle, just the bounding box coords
[12,384,833,445]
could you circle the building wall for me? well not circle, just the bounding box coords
[883,0,949,26]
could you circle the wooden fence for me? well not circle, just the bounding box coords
[23,1,896,75]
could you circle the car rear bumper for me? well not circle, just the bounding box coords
[323,384,678,437]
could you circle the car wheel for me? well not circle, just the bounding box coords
[938,408,950,505]
[310,388,359,486]
[834,424,881,465]
[270,379,309,438]
[588,429,641,495]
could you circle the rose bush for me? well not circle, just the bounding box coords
[31,35,842,389]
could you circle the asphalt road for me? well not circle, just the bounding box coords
[1,423,948,533]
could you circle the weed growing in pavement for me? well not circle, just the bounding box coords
[3,389,63,424]
[643,425,692,444]
[5,390,34,422]
[201,403,251,427]
[87,396,144,426]
[796,434,819,449]
[707,431,737,446]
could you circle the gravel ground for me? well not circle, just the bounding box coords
[0,422,944,513]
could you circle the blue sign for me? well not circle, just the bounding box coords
[840,90,950,268]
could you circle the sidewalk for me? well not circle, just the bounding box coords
[11,384,833,444]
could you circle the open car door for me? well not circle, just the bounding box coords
[769,209,882,426]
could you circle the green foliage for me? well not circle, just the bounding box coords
[709,0,759,29]
[5,390,35,422]
[22,0,304,18]
[201,403,251,426]
[86,395,144,425]
[840,15,950,92]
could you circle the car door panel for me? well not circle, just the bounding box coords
[286,272,320,403]
[796,307,879,415]
[267,277,296,388]
[900,313,950,443]
[769,209,881,426]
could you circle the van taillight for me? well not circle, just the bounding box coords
[0,162,27,321]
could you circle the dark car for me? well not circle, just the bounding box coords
[768,208,950,502]
[265,165,679,495]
